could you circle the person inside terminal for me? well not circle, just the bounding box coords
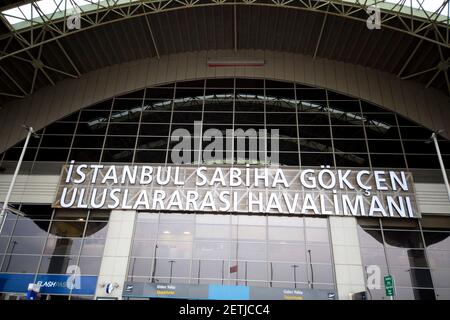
[0,0,449,301]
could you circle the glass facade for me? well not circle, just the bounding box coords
[357,217,450,300]
[0,205,109,300]
[0,78,449,300]
[0,78,449,179]
[127,213,335,290]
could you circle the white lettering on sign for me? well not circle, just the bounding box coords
[53,162,420,218]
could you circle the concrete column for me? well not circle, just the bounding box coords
[329,216,366,300]
[95,210,136,299]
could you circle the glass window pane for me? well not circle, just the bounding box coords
[80,238,106,256]
[5,237,45,255]
[154,258,190,279]
[1,255,40,273]
[158,223,194,241]
[195,224,230,240]
[230,242,266,261]
[391,267,433,288]
[127,258,153,278]
[383,231,424,249]
[38,255,76,274]
[358,228,383,248]
[193,241,230,260]
[131,240,156,257]
[155,241,192,259]
[0,236,9,253]
[427,250,450,269]
[78,257,102,275]
[270,262,308,284]
[88,210,110,221]
[13,220,49,237]
[20,205,53,219]
[268,243,306,262]
[360,247,387,266]
[305,228,329,243]
[231,225,266,241]
[85,222,109,239]
[191,260,228,280]
[44,237,82,256]
[134,222,158,239]
[49,221,85,238]
[0,220,16,236]
[53,209,88,221]
[386,249,428,268]
[268,227,303,241]
[310,264,334,284]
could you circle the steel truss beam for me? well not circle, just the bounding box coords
[0,0,448,61]
[0,0,448,96]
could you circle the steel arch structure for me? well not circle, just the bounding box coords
[0,0,449,99]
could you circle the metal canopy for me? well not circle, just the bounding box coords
[0,0,448,104]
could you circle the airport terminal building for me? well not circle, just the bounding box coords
[0,1,449,300]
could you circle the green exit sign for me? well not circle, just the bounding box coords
[384,275,394,297]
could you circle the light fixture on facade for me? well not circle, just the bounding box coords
[163,230,171,234]
[207,58,265,67]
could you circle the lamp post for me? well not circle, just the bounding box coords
[291,264,299,289]
[428,132,450,202]
[168,260,176,284]
[0,126,37,236]
[308,249,314,289]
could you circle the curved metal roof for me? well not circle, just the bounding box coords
[0,0,448,105]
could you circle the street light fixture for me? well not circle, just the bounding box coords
[426,131,450,202]
[290,264,299,289]
[0,126,38,236]
[168,260,176,284]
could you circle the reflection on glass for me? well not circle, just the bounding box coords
[13,220,49,237]
[191,260,227,283]
[305,228,329,243]
[0,220,15,236]
[383,231,424,249]
[39,255,74,274]
[53,209,88,220]
[356,228,384,248]
[268,243,306,262]
[386,249,428,268]
[80,238,106,256]
[193,241,229,260]
[154,258,190,280]
[268,227,303,241]
[423,232,450,250]
[155,241,192,259]
[6,237,45,255]
[128,257,153,278]
[128,213,334,289]
[131,240,156,257]
[1,255,40,273]
[360,247,387,266]
[78,257,102,275]
[134,222,158,239]
[19,205,54,220]
[44,237,82,256]
[84,222,109,239]
[49,221,85,238]
[426,250,450,269]
[158,223,194,241]
[390,267,433,288]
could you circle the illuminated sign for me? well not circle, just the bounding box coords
[52,162,420,218]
